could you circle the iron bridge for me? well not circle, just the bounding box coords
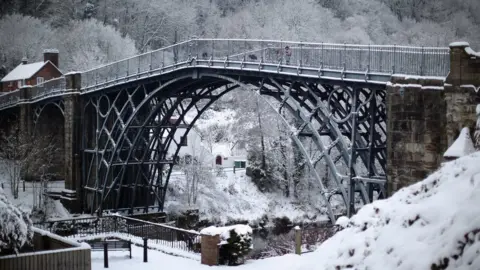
[0,38,451,223]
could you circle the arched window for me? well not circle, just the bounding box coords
[215,155,222,165]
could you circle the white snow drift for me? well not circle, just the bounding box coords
[296,152,480,270]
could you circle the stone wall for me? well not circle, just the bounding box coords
[387,42,480,194]
[386,76,447,194]
[445,42,480,146]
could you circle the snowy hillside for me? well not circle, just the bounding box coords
[295,152,480,270]
[164,169,329,225]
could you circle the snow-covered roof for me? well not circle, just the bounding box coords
[449,41,470,47]
[443,127,476,158]
[212,143,232,156]
[1,61,47,82]
[465,47,480,58]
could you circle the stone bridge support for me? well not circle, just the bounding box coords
[444,43,480,146]
[62,73,83,212]
[387,42,480,194]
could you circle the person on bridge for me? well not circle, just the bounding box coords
[284,46,292,65]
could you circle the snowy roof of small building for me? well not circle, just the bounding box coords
[443,127,476,158]
[212,143,232,156]
[449,41,470,47]
[1,61,60,82]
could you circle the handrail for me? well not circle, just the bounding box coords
[0,38,451,109]
[81,40,192,73]
[79,38,450,90]
[119,215,200,235]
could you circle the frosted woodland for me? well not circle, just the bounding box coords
[0,0,480,72]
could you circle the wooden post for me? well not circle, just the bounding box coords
[294,226,301,255]
[103,242,109,268]
[143,238,148,262]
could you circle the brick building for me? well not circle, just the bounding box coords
[0,49,62,92]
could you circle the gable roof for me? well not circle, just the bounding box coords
[0,61,61,82]
[444,127,476,158]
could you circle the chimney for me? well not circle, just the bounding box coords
[21,57,28,64]
[43,49,59,68]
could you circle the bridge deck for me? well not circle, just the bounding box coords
[0,38,449,110]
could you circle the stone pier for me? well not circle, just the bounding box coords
[387,42,480,194]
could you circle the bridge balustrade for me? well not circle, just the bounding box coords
[80,39,450,91]
[0,90,21,110]
[30,77,67,100]
[0,39,451,108]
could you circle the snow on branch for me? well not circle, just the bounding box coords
[0,187,33,254]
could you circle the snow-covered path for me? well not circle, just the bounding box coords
[91,245,302,270]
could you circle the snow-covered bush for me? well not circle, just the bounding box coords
[0,187,33,255]
[97,215,128,233]
[201,224,253,265]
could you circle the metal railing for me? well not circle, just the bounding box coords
[0,90,21,110]
[30,77,67,100]
[34,215,200,253]
[81,38,450,91]
[0,38,451,108]
[0,77,67,110]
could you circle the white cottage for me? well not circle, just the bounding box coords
[163,117,248,170]
[211,142,248,169]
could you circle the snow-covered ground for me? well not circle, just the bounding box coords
[165,169,329,225]
[0,162,73,221]
[95,152,480,269]
[91,245,302,270]
[295,152,480,270]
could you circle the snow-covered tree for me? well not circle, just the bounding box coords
[0,124,58,200]
[0,187,33,255]
[178,141,213,206]
[0,14,54,73]
[475,104,480,149]
[55,19,137,71]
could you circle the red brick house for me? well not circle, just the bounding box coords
[0,49,62,92]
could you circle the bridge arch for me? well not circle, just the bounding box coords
[31,101,65,180]
[82,69,386,223]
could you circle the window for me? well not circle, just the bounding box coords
[8,81,12,87]
[215,155,222,165]
[234,161,246,169]
[17,80,22,88]
[36,77,44,87]
[180,135,187,146]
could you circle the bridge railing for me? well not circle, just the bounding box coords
[30,77,67,100]
[0,90,21,110]
[79,38,450,91]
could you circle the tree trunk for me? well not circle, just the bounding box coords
[256,98,267,171]
[291,115,304,198]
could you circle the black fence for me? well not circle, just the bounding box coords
[34,215,200,253]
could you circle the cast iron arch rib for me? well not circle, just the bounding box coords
[81,69,388,223]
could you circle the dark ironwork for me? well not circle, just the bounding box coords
[0,38,412,223]
[34,215,201,253]
[77,67,387,223]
